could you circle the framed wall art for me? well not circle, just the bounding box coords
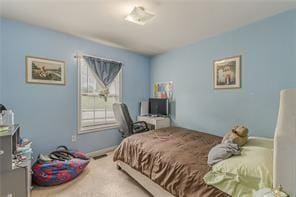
[213,55,241,89]
[153,81,173,99]
[26,56,65,85]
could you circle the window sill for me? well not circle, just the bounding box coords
[78,124,119,135]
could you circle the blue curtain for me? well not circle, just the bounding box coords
[83,56,122,100]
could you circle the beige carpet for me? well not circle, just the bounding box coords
[32,152,151,197]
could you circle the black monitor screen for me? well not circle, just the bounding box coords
[149,98,168,116]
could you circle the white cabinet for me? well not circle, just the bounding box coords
[137,116,170,130]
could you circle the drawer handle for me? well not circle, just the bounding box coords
[0,150,4,156]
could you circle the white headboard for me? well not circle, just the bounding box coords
[274,89,296,196]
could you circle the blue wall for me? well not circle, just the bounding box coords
[294,14,296,85]
[1,9,295,156]
[151,10,296,137]
[0,18,150,155]
[0,18,3,103]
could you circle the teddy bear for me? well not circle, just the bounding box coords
[222,125,249,146]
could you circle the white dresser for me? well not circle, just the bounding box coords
[137,116,170,130]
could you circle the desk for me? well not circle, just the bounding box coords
[137,116,170,130]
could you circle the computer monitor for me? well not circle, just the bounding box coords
[149,98,168,116]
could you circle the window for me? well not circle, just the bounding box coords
[78,57,122,133]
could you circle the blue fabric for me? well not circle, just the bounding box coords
[207,140,241,166]
[83,56,122,88]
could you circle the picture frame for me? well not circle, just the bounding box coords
[153,81,173,99]
[26,56,66,85]
[213,55,241,89]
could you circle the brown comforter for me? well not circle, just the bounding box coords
[113,127,229,197]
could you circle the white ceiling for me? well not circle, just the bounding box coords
[1,0,296,56]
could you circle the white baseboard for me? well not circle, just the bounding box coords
[86,145,118,157]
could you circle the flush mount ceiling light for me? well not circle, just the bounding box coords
[125,6,155,25]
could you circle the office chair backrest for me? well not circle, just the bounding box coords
[113,103,133,137]
[0,104,6,113]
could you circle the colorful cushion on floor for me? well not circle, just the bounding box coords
[32,149,90,186]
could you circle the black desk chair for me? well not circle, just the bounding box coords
[0,104,6,113]
[113,103,149,138]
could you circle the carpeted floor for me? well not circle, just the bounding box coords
[32,152,151,197]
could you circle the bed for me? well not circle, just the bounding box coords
[113,127,229,197]
[113,89,296,197]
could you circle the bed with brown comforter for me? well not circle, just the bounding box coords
[113,127,229,197]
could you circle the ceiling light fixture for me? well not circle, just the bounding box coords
[125,6,155,25]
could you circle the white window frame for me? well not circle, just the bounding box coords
[77,56,122,134]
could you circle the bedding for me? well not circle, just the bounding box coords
[113,127,229,197]
[207,140,241,166]
[203,137,273,197]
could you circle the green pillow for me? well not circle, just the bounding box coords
[203,138,273,197]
